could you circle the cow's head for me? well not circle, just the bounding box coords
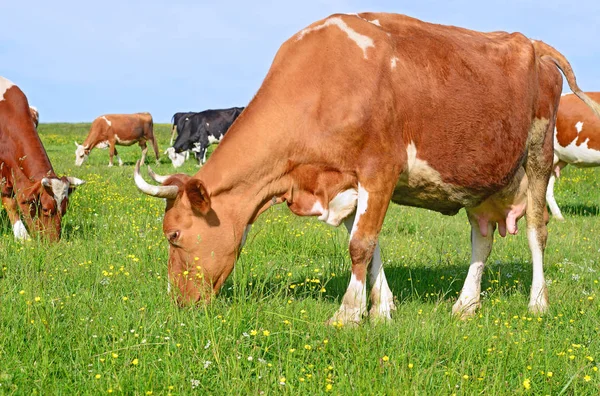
[74,142,90,166]
[165,147,187,168]
[134,161,243,305]
[18,176,85,241]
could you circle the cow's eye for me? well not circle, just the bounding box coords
[167,230,181,244]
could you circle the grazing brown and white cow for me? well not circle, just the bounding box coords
[135,13,600,323]
[75,112,159,167]
[0,76,85,241]
[29,106,39,128]
[546,92,600,220]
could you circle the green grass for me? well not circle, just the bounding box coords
[1,123,599,394]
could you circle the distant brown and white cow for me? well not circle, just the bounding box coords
[75,113,159,167]
[546,92,600,220]
[0,76,85,241]
[29,106,39,128]
[135,13,600,323]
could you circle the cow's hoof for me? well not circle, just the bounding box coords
[452,298,480,319]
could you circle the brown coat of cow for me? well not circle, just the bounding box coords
[546,92,600,220]
[135,13,600,323]
[0,76,84,241]
[75,113,159,167]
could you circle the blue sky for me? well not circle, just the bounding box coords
[2,0,598,122]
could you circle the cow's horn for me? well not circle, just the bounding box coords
[134,160,178,199]
[148,167,171,184]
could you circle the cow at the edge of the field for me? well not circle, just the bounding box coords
[135,13,600,324]
[75,112,159,167]
[166,107,244,167]
[0,76,85,241]
[29,106,39,128]
[546,92,600,220]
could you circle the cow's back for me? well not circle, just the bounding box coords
[261,13,545,198]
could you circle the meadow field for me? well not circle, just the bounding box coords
[1,123,599,395]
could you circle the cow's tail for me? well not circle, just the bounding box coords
[148,116,160,161]
[532,40,600,119]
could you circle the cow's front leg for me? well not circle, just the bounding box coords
[108,141,116,167]
[1,196,30,241]
[328,183,392,325]
[453,212,494,318]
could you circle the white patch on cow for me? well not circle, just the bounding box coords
[0,77,15,101]
[369,244,395,320]
[337,273,367,321]
[167,280,171,294]
[296,16,374,59]
[390,57,398,69]
[575,121,584,133]
[115,134,135,145]
[453,219,493,317]
[206,122,210,127]
[349,184,368,239]
[101,116,112,127]
[318,189,358,226]
[95,140,109,149]
[191,142,202,153]
[30,105,38,112]
[554,127,600,166]
[207,134,222,145]
[545,173,564,220]
[369,19,381,26]
[527,228,548,313]
[561,92,573,97]
[45,178,69,211]
[13,220,30,241]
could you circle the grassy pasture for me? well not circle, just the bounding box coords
[1,122,599,394]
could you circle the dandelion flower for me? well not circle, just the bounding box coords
[112,353,118,359]
[132,358,139,365]
[382,356,389,362]
[523,378,531,390]
[95,374,101,379]
[547,372,553,377]
[326,384,333,391]
[584,375,591,382]
[263,330,270,337]
[408,363,414,369]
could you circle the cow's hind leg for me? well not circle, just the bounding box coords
[342,213,396,322]
[546,158,567,221]
[526,119,554,314]
[453,212,494,318]
[328,180,395,325]
[1,196,29,241]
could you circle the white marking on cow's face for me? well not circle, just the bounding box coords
[75,145,89,166]
[318,189,358,226]
[13,220,30,241]
[296,17,374,59]
[0,77,15,101]
[369,19,381,26]
[554,127,600,166]
[167,147,187,168]
[101,116,112,127]
[575,121,584,133]
[42,178,69,212]
[349,183,368,239]
[207,134,222,145]
[390,57,398,69]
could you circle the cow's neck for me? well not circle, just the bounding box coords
[197,104,293,228]
[10,130,55,189]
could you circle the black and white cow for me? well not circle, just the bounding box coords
[166,107,244,167]
[169,112,197,146]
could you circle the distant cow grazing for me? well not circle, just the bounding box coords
[135,13,600,323]
[75,112,159,167]
[29,106,39,128]
[166,107,244,167]
[0,76,84,241]
[169,112,196,146]
[546,92,600,220]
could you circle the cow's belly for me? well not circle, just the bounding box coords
[391,143,486,215]
[115,134,138,146]
[555,137,600,167]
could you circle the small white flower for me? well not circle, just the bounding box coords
[247,356,253,361]
[242,332,249,338]
[258,358,266,364]
[191,379,200,389]
[204,340,211,349]
[203,360,212,369]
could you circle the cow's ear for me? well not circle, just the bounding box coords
[185,178,211,215]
